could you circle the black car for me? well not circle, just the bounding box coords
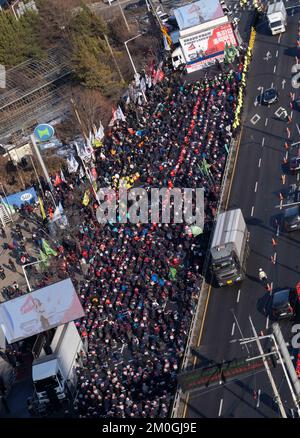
[293,98,300,111]
[283,206,300,232]
[124,0,145,11]
[261,88,279,105]
[271,288,297,320]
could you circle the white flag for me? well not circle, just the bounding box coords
[140,77,146,93]
[96,121,105,140]
[145,74,152,89]
[67,155,79,173]
[79,166,85,179]
[60,168,67,183]
[134,72,140,87]
[115,105,126,122]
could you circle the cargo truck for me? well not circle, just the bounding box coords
[267,0,287,35]
[210,209,249,287]
[31,321,85,410]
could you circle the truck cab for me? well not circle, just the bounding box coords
[171,47,185,69]
[33,356,67,405]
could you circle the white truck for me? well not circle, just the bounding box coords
[171,0,238,73]
[210,209,249,287]
[31,321,85,409]
[267,0,287,35]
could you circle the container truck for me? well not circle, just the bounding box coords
[210,209,249,287]
[267,0,287,35]
[31,321,85,409]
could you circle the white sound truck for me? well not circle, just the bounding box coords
[267,0,287,35]
[210,209,249,287]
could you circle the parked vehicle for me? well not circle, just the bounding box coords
[272,288,297,320]
[31,322,85,409]
[210,209,249,287]
[289,144,300,173]
[283,184,300,232]
[267,0,287,35]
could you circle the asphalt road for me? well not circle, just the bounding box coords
[185,4,300,419]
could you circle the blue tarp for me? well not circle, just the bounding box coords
[174,0,224,30]
[2,187,38,212]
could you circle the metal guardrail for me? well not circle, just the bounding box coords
[171,136,238,418]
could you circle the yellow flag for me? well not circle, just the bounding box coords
[38,196,46,220]
[82,190,90,206]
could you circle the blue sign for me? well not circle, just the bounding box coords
[34,124,55,142]
[1,187,38,213]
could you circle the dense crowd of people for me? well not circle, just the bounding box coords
[0,55,245,417]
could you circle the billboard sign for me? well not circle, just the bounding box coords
[180,23,237,64]
[34,124,55,142]
[0,278,85,344]
[174,0,224,30]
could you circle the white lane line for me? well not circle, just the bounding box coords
[262,137,265,147]
[218,398,224,417]
[271,82,274,89]
[256,389,261,408]
[265,118,268,127]
[254,181,258,192]
[237,289,241,303]
[273,65,277,74]
[251,206,255,217]
[290,110,293,120]
[231,322,236,336]
[297,173,300,182]
[278,33,282,44]
[258,158,262,168]
[296,123,300,135]
[276,50,279,58]
[266,316,269,329]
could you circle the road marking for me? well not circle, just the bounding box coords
[275,107,287,118]
[270,282,273,293]
[265,118,268,127]
[237,289,241,303]
[255,181,258,192]
[266,316,269,329]
[258,158,262,168]
[251,206,254,216]
[273,65,277,74]
[271,82,274,89]
[290,110,293,120]
[250,114,261,125]
[256,389,261,408]
[218,398,224,417]
[231,322,236,336]
[282,79,286,89]
[262,137,265,147]
[276,50,279,58]
[278,33,282,44]
[297,173,300,182]
[263,51,272,61]
[276,223,280,236]
[296,123,300,135]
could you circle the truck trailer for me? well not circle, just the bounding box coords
[210,209,249,287]
[267,0,287,35]
[171,0,238,73]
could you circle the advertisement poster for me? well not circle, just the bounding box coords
[0,278,85,343]
[181,23,238,64]
[1,187,38,214]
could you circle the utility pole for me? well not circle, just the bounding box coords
[70,98,88,141]
[124,34,147,102]
[248,316,287,418]
[117,0,130,32]
[103,34,126,84]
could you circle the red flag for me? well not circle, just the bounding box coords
[54,173,62,186]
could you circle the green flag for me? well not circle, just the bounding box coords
[190,226,203,237]
[170,267,177,280]
[199,159,211,176]
[42,239,57,257]
[39,249,49,268]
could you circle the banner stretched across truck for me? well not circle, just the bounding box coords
[0,278,85,343]
[180,23,238,71]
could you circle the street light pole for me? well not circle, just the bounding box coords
[124,35,147,102]
[22,260,43,292]
[30,134,57,209]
